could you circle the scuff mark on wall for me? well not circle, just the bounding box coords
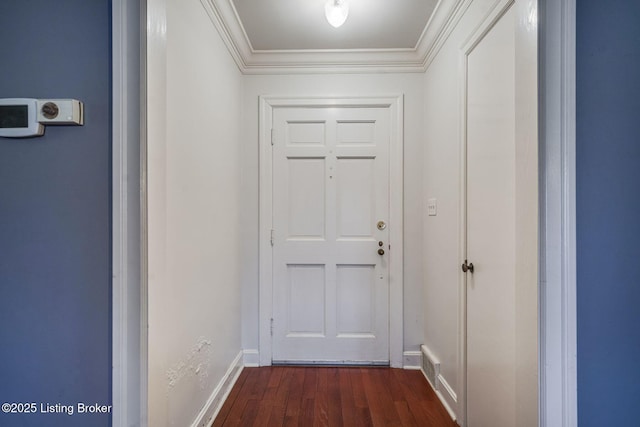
[166,337,213,389]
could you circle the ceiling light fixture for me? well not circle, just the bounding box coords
[325,0,349,28]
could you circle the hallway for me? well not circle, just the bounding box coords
[147,0,537,425]
[213,367,456,426]
[2,0,639,426]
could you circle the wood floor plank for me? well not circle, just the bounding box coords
[326,368,344,427]
[267,366,284,389]
[350,368,369,409]
[283,367,305,420]
[212,369,250,427]
[394,370,456,427]
[212,367,458,427]
[313,368,330,427]
[302,368,318,400]
[395,374,438,425]
[394,400,419,427]
[267,368,292,426]
[239,399,259,427]
[300,398,315,426]
[361,369,391,427]
[388,368,411,402]
[338,369,357,427]
[254,369,283,426]
[404,370,454,426]
[219,370,260,425]
[368,368,404,426]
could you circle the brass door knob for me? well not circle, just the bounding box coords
[378,248,385,255]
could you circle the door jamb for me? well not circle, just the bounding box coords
[112,0,146,425]
[258,95,404,368]
[539,0,578,425]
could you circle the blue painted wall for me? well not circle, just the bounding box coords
[0,1,112,426]
[577,1,640,425]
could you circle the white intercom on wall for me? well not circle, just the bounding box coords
[0,98,84,138]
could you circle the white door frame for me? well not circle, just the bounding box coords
[258,95,404,368]
[112,0,146,426]
[539,0,578,425]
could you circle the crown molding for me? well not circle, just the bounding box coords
[200,0,250,70]
[417,0,473,69]
[201,0,467,74]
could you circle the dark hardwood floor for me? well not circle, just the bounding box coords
[212,366,458,426]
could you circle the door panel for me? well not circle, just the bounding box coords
[466,6,517,427]
[336,264,376,336]
[287,265,326,335]
[272,106,390,363]
[287,158,326,238]
[336,157,376,238]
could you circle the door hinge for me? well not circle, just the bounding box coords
[270,229,275,246]
[270,318,274,336]
[270,128,275,146]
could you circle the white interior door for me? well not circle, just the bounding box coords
[464,5,522,427]
[271,106,390,364]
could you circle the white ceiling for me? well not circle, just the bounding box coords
[233,0,439,51]
[201,0,462,73]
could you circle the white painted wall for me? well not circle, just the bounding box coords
[147,0,243,425]
[422,0,538,422]
[240,74,426,359]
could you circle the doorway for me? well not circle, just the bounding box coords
[258,96,404,367]
[459,0,539,425]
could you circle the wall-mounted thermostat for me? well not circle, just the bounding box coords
[0,98,44,138]
[0,98,84,138]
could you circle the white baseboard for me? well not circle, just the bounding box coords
[435,374,457,422]
[403,350,422,370]
[418,360,457,423]
[243,349,260,367]
[191,351,244,427]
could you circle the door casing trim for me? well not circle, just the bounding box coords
[258,95,405,367]
[539,0,577,425]
[112,0,145,425]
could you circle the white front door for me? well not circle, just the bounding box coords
[270,106,391,364]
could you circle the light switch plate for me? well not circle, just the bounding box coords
[427,198,437,216]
